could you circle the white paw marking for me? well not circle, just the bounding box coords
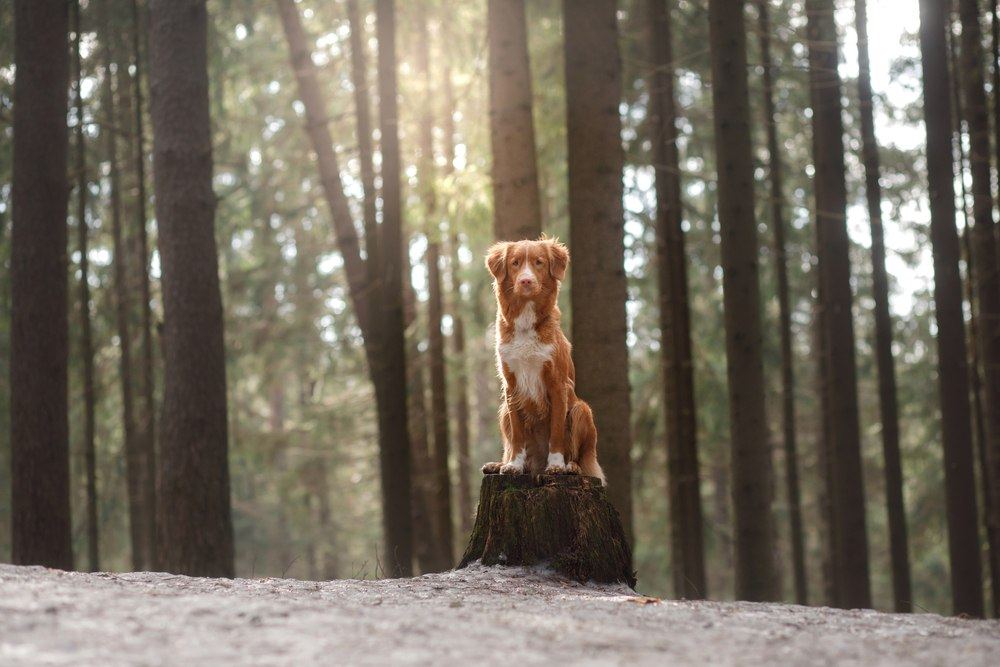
[546,452,566,471]
[498,303,554,404]
[500,450,526,474]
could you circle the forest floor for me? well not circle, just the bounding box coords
[1,563,999,665]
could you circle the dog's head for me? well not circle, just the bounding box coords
[485,237,569,300]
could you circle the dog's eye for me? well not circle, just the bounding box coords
[535,258,544,266]
[512,259,520,267]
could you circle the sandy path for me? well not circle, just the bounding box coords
[1,563,998,665]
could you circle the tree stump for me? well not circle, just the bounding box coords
[458,474,636,589]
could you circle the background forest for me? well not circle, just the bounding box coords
[1,0,997,619]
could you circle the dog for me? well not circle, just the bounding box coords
[480,237,606,484]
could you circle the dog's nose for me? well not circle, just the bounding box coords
[518,277,535,287]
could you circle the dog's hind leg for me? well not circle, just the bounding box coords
[569,401,605,485]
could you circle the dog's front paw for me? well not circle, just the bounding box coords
[499,451,526,475]
[500,461,525,475]
[544,452,567,475]
[565,462,582,475]
[482,461,502,475]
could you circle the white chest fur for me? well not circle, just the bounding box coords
[498,303,554,404]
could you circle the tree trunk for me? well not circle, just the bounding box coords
[988,0,1000,619]
[646,0,705,600]
[149,0,234,578]
[955,111,998,620]
[415,6,454,567]
[805,0,871,610]
[488,0,542,240]
[276,0,414,576]
[426,240,454,563]
[73,0,100,574]
[438,46,473,539]
[959,0,1000,619]
[449,229,473,538]
[11,0,73,571]
[815,298,839,605]
[855,0,911,613]
[403,282,441,572]
[345,0,433,575]
[373,0,415,576]
[460,475,635,588]
[757,0,806,607]
[707,0,778,603]
[917,0,985,617]
[129,0,158,570]
[100,0,145,572]
[346,0,380,285]
[563,0,633,545]
[993,0,1000,223]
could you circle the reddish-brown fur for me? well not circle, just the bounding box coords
[481,238,605,484]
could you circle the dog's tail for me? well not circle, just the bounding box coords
[570,401,606,486]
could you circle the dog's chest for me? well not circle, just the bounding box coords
[499,304,554,404]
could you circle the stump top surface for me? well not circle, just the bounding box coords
[481,473,603,491]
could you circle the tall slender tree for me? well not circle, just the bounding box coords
[757,0,806,606]
[805,0,871,609]
[129,0,158,569]
[373,0,415,576]
[345,0,437,573]
[707,0,778,602]
[488,0,542,240]
[958,0,1000,617]
[11,0,73,570]
[276,0,414,576]
[992,0,1000,215]
[917,0,985,617]
[951,26,998,613]
[416,5,454,565]
[563,0,633,543]
[647,0,705,600]
[149,0,234,577]
[855,0,911,613]
[74,0,100,574]
[441,56,473,536]
[100,0,145,572]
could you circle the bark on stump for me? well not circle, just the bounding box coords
[459,474,635,589]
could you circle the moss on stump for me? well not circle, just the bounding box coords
[458,474,635,589]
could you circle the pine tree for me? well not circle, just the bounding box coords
[416,4,454,566]
[855,0,911,612]
[129,0,158,569]
[647,0,705,600]
[73,0,100,574]
[757,0,806,605]
[276,0,415,576]
[10,0,73,571]
[917,0,984,617]
[149,0,234,577]
[99,0,144,571]
[958,0,1000,617]
[805,0,870,609]
[563,0,633,542]
[707,0,778,602]
[488,0,542,240]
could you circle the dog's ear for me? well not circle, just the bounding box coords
[547,239,569,281]
[486,242,509,281]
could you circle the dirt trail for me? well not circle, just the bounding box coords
[1,563,998,665]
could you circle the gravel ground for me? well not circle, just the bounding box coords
[1,563,998,665]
